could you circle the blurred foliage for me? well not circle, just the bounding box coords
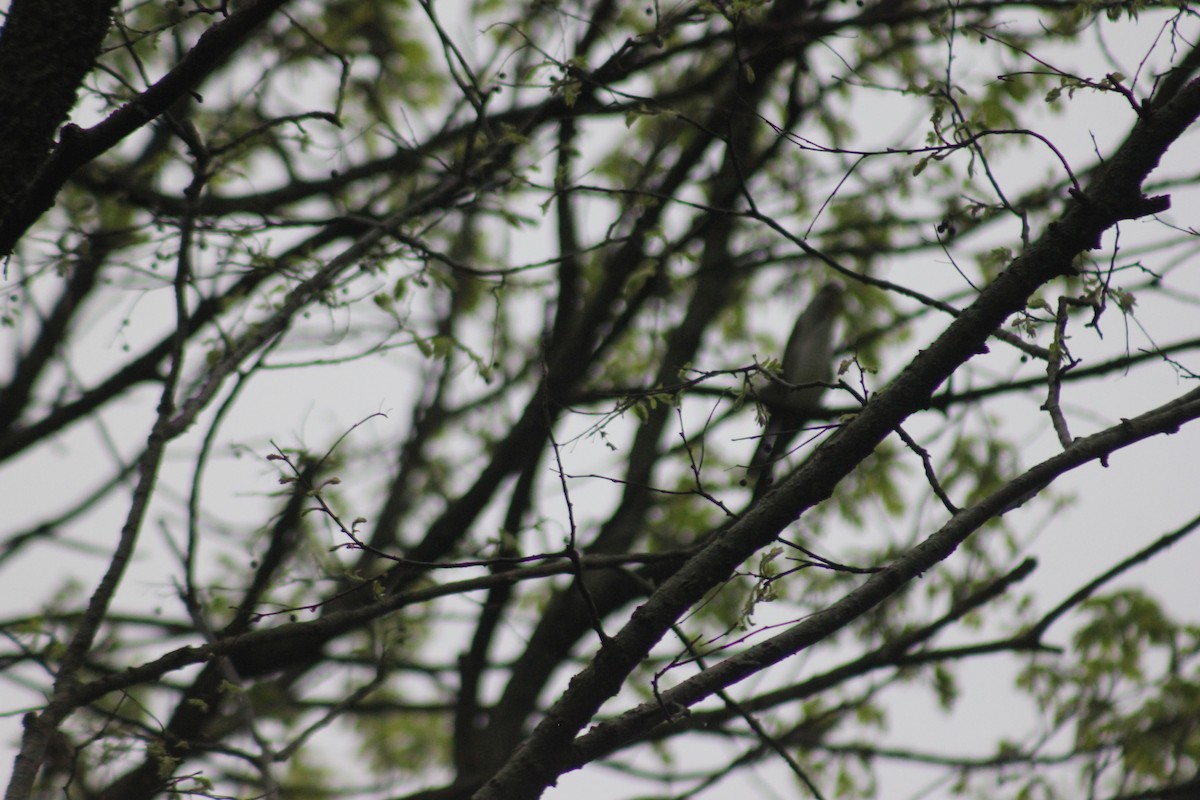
[2,0,1200,799]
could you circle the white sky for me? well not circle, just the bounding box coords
[3,4,1200,799]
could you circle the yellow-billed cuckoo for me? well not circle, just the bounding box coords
[747,282,844,497]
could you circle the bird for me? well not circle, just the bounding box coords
[746,282,844,497]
